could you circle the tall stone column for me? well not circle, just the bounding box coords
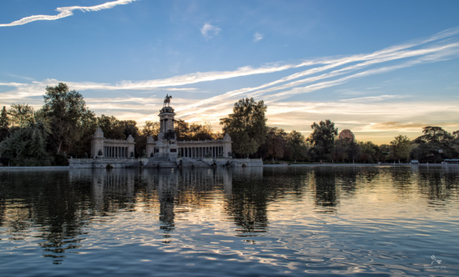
[91,127,105,157]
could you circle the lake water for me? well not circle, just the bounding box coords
[1,166,458,276]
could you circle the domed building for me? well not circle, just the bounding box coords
[338,129,355,142]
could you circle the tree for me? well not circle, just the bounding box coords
[220,98,267,157]
[415,126,452,144]
[43,83,94,154]
[308,120,338,162]
[8,104,34,128]
[189,122,213,140]
[286,130,309,162]
[390,135,411,163]
[123,120,139,140]
[359,141,380,163]
[97,115,125,140]
[260,127,287,162]
[142,121,160,139]
[174,119,190,140]
[413,126,458,162]
[452,130,459,155]
[0,106,9,142]
[332,139,347,162]
[346,140,361,164]
[0,109,51,161]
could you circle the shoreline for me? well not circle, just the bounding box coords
[263,163,458,167]
[0,166,70,171]
[1,163,458,171]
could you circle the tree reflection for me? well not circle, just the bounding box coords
[390,167,414,194]
[225,178,268,236]
[313,167,339,212]
[0,171,92,264]
[335,166,358,195]
[416,166,459,202]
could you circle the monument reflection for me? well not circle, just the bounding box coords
[69,167,264,239]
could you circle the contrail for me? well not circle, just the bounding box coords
[0,0,136,27]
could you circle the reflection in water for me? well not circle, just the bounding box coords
[0,172,93,264]
[1,166,459,275]
[313,167,339,212]
[226,167,267,236]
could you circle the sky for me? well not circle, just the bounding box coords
[1,0,459,144]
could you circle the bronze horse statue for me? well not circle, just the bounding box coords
[164,94,172,106]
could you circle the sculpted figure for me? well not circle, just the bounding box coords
[164,94,173,106]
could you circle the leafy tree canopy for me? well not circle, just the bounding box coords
[308,120,338,161]
[43,83,95,154]
[220,98,267,157]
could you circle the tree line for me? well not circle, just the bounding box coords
[219,98,459,164]
[1,83,458,166]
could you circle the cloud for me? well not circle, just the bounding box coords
[368,122,431,130]
[0,0,135,27]
[5,26,459,99]
[201,23,221,40]
[2,26,459,140]
[254,32,263,42]
[338,95,410,103]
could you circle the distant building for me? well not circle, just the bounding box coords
[338,129,355,142]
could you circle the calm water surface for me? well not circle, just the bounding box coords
[1,166,458,276]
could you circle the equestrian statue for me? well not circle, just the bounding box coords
[164,94,172,107]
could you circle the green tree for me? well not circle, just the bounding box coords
[286,130,309,162]
[308,120,338,162]
[0,109,51,161]
[390,135,411,163]
[416,126,453,144]
[261,127,287,162]
[189,122,213,140]
[0,106,9,141]
[174,119,189,140]
[359,141,380,163]
[97,115,125,139]
[332,139,347,162]
[220,98,267,157]
[142,121,161,139]
[43,83,94,154]
[123,120,139,139]
[8,104,34,128]
[346,140,361,163]
[413,126,458,162]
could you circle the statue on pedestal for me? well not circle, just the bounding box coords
[164,94,173,107]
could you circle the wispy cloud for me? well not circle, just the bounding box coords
[201,23,221,40]
[6,27,459,96]
[254,32,263,42]
[338,95,410,103]
[0,0,135,27]
[2,27,459,140]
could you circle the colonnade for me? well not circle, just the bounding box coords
[180,146,224,159]
[104,146,129,158]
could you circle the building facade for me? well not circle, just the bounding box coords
[90,127,135,158]
[91,96,232,161]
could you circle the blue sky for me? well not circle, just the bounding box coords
[1,0,459,143]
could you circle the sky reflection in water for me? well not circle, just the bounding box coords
[0,166,458,276]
